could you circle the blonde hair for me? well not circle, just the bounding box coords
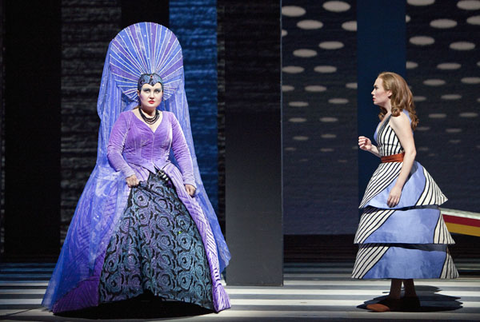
[378,71,419,130]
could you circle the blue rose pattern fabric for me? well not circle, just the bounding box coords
[99,171,213,310]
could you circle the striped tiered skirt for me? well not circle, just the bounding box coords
[353,161,458,279]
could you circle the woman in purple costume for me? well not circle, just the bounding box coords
[353,72,458,312]
[42,23,230,314]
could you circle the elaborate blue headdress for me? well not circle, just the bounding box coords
[137,73,164,90]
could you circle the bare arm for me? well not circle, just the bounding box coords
[358,136,380,157]
[388,113,416,207]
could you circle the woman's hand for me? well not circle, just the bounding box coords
[387,185,402,207]
[126,174,140,187]
[358,136,373,151]
[185,184,196,197]
[358,136,380,157]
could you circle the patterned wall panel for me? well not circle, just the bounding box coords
[60,0,121,240]
[282,0,359,235]
[405,0,480,212]
[170,0,219,214]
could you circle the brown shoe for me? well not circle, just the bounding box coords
[366,298,402,312]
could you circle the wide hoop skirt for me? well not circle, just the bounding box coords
[99,171,214,310]
[46,168,230,313]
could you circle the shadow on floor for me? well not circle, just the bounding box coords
[358,285,463,312]
[55,292,214,320]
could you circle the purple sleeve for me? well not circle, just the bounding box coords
[170,113,196,187]
[107,112,135,178]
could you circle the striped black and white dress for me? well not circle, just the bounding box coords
[352,113,458,279]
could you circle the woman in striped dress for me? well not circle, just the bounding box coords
[352,72,458,312]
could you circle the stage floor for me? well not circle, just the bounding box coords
[1,260,479,321]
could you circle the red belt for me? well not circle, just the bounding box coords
[381,152,405,163]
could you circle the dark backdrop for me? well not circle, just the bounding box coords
[4,0,61,259]
[0,0,221,258]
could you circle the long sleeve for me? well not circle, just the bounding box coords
[170,113,196,187]
[107,113,135,178]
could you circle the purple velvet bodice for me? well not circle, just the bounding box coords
[107,110,195,186]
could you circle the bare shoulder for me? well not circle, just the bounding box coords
[390,112,410,130]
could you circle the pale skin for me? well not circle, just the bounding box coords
[125,82,196,197]
[360,77,418,300]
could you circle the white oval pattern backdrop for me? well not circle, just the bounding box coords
[282,0,480,235]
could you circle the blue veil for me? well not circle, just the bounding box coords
[43,22,230,310]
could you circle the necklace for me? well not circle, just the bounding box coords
[139,108,159,125]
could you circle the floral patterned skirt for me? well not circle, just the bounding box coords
[99,170,214,310]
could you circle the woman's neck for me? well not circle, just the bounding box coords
[140,106,156,117]
[384,102,392,114]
